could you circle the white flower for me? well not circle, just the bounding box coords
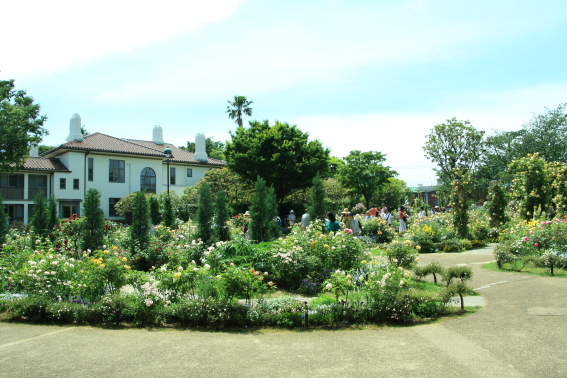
[325,283,332,289]
[51,271,56,275]
[160,266,167,272]
[51,261,58,265]
[69,264,74,268]
[204,264,211,270]
[145,299,154,307]
[178,266,183,272]
[193,267,199,271]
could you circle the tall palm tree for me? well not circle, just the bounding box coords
[226,95,253,127]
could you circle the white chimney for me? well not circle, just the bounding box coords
[67,113,84,142]
[29,144,39,157]
[194,133,208,161]
[152,125,164,144]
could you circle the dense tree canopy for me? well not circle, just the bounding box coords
[423,118,485,183]
[0,79,48,172]
[225,120,330,204]
[337,150,396,208]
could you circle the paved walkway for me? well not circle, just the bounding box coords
[1,245,566,378]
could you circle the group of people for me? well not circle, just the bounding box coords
[285,203,444,236]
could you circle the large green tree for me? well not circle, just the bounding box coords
[337,150,396,208]
[225,120,330,204]
[226,95,253,127]
[0,79,48,172]
[477,103,567,184]
[423,118,485,183]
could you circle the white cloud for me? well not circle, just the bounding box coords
[0,0,246,78]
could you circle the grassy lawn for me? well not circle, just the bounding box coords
[482,262,567,278]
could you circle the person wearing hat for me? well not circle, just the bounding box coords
[340,208,350,229]
[288,210,296,226]
[434,205,442,215]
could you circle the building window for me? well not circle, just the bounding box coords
[186,168,192,177]
[140,167,156,194]
[170,167,176,185]
[6,204,24,223]
[109,160,125,183]
[88,157,94,181]
[60,178,66,190]
[73,179,80,190]
[109,198,121,217]
[28,175,48,199]
[0,173,24,200]
[61,205,77,218]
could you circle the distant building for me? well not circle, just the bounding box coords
[1,114,225,223]
[410,184,441,209]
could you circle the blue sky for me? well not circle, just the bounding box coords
[2,0,566,186]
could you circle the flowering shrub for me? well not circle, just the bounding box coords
[350,203,367,215]
[360,217,395,243]
[379,240,420,269]
[268,220,370,288]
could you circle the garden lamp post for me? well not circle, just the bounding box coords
[164,147,173,196]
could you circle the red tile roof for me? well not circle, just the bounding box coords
[41,133,226,166]
[23,157,70,172]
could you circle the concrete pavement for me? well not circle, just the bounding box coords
[1,245,566,378]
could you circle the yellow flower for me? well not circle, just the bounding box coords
[416,245,421,250]
[324,244,329,248]
[103,250,109,254]
[122,257,127,262]
[124,265,131,270]
[174,272,181,279]
[112,246,118,250]
[361,260,367,264]
[99,264,105,268]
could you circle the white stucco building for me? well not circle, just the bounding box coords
[1,114,225,223]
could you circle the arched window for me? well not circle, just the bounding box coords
[140,167,156,194]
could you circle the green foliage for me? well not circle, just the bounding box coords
[547,161,567,215]
[322,178,350,213]
[337,150,396,208]
[0,79,48,172]
[215,190,231,242]
[196,182,215,245]
[249,176,279,242]
[31,191,50,239]
[487,180,509,227]
[360,217,395,243]
[48,195,58,230]
[423,118,485,185]
[225,119,330,204]
[382,240,419,269]
[379,178,411,211]
[81,189,105,252]
[149,195,162,225]
[0,193,8,244]
[200,167,251,213]
[226,95,253,127]
[508,153,550,220]
[451,175,471,238]
[443,266,473,287]
[129,191,151,255]
[162,195,175,228]
[308,174,326,222]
